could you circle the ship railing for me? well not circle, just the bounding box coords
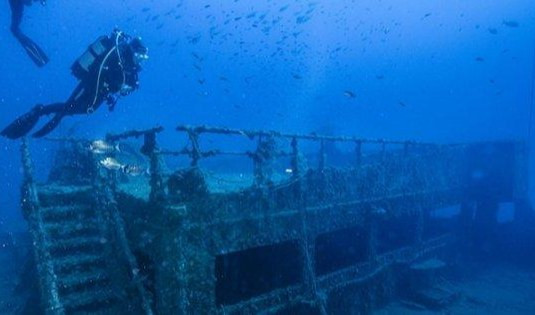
[46,124,499,202]
[166,125,448,189]
[99,124,471,202]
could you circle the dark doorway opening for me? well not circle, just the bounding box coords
[315,226,368,275]
[215,241,302,306]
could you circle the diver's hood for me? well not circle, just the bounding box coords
[130,37,149,63]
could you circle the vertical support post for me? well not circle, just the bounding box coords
[252,154,263,186]
[142,132,165,204]
[291,137,300,178]
[253,135,276,187]
[253,136,264,186]
[355,141,362,167]
[186,129,201,167]
[317,140,328,201]
[20,138,65,315]
[291,138,327,314]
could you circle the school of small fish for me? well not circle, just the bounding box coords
[128,1,520,109]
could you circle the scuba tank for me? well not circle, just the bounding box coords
[71,36,113,80]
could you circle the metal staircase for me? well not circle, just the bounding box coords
[38,195,119,314]
[20,139,153,315]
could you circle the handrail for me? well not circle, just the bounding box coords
[176,124,433,146]
[106,126,164,142]
[42,125,524,194]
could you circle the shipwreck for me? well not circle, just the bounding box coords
[13,124,530,314]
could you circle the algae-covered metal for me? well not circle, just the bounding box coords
[20,126,527,314]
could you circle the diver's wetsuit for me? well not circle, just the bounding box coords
[1,33,141,139]
[9,0,49,67]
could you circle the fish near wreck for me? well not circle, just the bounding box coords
[90,140,120,154]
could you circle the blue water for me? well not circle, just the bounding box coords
[0,0,535,312]
[1,0,534,230]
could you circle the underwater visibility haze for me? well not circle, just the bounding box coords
[0,0,535,314]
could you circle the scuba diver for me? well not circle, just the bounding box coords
[9,0,49,67]
[1,29,149,139]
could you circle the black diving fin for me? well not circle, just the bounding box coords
[32,113,64,138]
[16,34,49,67]
[1,105,44,139]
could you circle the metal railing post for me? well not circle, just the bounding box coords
[186,129,201,167]
[141,131,165,204]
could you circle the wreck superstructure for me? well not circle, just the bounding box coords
[17,125,528,314]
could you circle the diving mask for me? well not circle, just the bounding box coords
[134,51,149,63]
[129,37,149,65]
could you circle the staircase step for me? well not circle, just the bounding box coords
[57,270,110,294]
[41,205,95,222]
[36,185,93,208]
[53,254,107,273]
[62,289,117,313]
[48,236,105,257]
[44,220,100,239]
[48,236,104,251]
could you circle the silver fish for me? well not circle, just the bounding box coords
[90,140,120,155]
[100,157,123,171]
